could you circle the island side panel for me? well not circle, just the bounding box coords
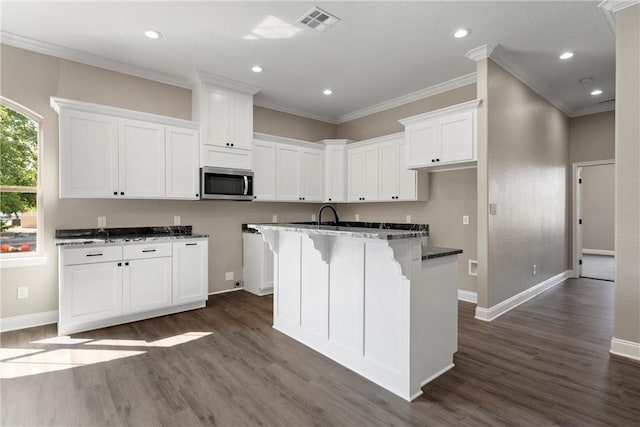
[300,235,329,338]
[275,231,302,327]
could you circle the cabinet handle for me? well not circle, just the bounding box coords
[436,158,440,162]
[117,262,122,267]
[86,253,103,257]
[431,159,435,163]
[142,249,156,253]
[186,243,197,246]
[231,143,234,147]
[113,191,117,195]
[125,262,129,266]
[120,191,124,195]
[226,142,229,146]
[328,198,332,201]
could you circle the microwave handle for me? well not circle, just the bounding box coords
[243,175,249,196]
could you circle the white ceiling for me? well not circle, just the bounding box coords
[1,1,616,123]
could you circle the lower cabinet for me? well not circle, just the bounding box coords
[242,232,274,296]
[58,238,208,335]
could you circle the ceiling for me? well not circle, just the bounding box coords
[1,1,616,123]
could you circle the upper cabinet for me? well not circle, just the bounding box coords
[51,97,200,200]
[399,99,481,170]
[322,140,349,203]
[191,71,260,171]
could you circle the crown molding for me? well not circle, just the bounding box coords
[570,102,615,118]
[465,44,497,62]
[190,70,260,95]
[335,72,477,124]
[1,31,191,89]
[253,99,338,124]
[487,44,573,116]
[599,0,639,13]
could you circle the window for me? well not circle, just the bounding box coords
[0,99,44,266]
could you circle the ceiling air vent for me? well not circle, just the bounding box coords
[298,7,340,31]
[599,98,615,104]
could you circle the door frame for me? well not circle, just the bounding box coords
[571,159,615,277]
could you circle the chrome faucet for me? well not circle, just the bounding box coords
[318,204,339,226]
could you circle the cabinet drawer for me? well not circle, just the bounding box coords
[62,245,123,266]
[202,145,252,170]
[123,242,172,260]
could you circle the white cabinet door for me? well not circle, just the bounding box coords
[405,119,440,168]
[165,126,200,200]
[324,145,346,203]
[59,109,119,198]
[347,148,364,202]
[62,261,123,324]
[203,86,231,147]
[276,145,301,201]
[397,139,417,200]
[229,92,254,150]
[378,140,398,201]
[253,140,277,201]
[123,257,172,314]
[300,148,323,202]
[362,145,380,202]
[440,111,474,164]
[173,240,209,305]
[119,119,165,198]
[242,233,274,296]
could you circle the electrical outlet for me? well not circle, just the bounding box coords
[225,272,234,281]
[98,216,106,228]
[489,203,498,215]
[174,216,181,226]
[17,286,28,300]
[533,264,537,275]
[463,215,469,225]
[311,214,316,221]
[272,215,278,223]
[355,214,360,221]
[406,215,412,223]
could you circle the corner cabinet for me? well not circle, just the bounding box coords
[322,139,349,203]
[191,71,260,171]
[58,238,208,336]
[399,99,481,170]
[51,97,200,200]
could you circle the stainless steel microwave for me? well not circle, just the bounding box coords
[200,167,253,201]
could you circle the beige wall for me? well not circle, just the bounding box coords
[483,59,570,307]
[336,84,479,293]
[581,164,615,252]
[0,45,328,319]
[569,111,615,164]
[613,4,640,345]
[254,106,336,142]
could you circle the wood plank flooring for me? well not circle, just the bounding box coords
[1,277,639,426]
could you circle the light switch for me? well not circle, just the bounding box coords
[463,215,469,225]
[489,203,498,215]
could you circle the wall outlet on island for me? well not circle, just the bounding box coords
[17,286,29,300]
[174,216,181,226]
[97,216,106,228]
[225,272,234,281]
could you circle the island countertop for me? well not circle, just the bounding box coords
[247,221,428,240]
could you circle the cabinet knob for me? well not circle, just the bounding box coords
[196,194,199,197]
[117,262,122,267]
[125,262,129,266]
[436,158,440,162]
[231,143,234,147]
[431,159,435,163]
[254,195,257,199]
[113,191,117,195]
[226,142,229,146]
[328,198,332,201]
[120,192,124,195]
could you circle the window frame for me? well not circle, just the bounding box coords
[0,96,47,268]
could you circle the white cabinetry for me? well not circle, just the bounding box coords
[242,232,274,296]
[172,239,209,305]
[322,140,349,203]
[52,98,200,200]
[58,238,208,336]
[276,144,301,201]
[347,144,379,202]
[399,99,481,170]
[252,139,277,201]
[191,71,259,170]
[300,148,323,202]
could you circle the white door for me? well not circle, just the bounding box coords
[123,257,172,314]
[229,92,253,150]
[119,119,165,198]
[204,86,231,147]
[347,148,364,202]
[378,141,398,201]
[165,126,200,199]
[324,146,346,203]
[300,149,323,202]
[63,261,123,323]
[59,109,119,198]
[362,145,380,202]
[276,145,301,201]
[406,119,440,168]
[253,140,277,201]
[439,111,474,163]
[173,240,209,305]
[397,139,417,200]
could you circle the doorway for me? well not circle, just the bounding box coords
[572,160,615,281]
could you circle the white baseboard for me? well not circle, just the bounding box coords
[458,290,478,304]
[610,337,640,361]
[0,310,58,333]
[475,270,571,322]
[583,249,615,256]
[208,287,243,296]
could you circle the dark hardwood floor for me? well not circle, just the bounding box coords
[1,278,639,426]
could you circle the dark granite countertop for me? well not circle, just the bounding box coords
[55,226,209,247]
[422,246,463,260]
[247,222,428,240]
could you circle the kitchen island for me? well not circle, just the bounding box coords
[247,222,461,401]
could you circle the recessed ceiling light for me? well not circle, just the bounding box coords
[591,89,603,96]
[144,30,162,39]
[559,51,574,60]
[453,28,471,39]
[323,89,333,96]
[251,65,263,73]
